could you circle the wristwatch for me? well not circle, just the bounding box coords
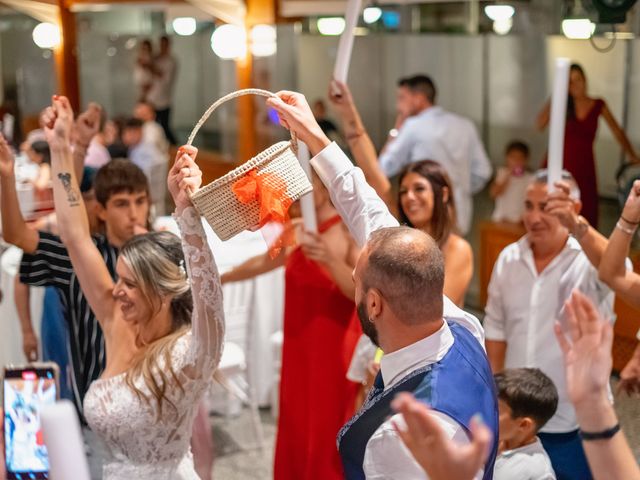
[571,215,589,240]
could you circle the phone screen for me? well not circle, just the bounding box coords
[3,367,57,480]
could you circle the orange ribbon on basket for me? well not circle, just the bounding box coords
[232,169,295,258]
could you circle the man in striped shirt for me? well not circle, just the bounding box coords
[2,154,150,416]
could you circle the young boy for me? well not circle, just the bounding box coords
[490,140,532,223]
[494,368,558,480]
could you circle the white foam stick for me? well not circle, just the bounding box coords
[332,0,363,93]
[297,141,318,232]
[41,400,91,480]
[548,57,571,188]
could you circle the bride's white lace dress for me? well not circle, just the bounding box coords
[83,206,224,479]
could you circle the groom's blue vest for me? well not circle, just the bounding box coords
[337,323,499,480]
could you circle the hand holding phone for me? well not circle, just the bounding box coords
[3,364,58,480]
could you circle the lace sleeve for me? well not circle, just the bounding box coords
[174,206,225,373]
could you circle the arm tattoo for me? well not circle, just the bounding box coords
[57,172,81,206]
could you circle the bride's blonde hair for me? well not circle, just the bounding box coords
[120,231,192,418]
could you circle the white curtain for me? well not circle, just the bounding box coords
[0,0,58,23]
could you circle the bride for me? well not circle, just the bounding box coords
[44,95,223,479]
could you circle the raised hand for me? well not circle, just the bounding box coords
[621,179,640,224]
[545,180,581,232]
[618,348,640,396]
[43,95,75,150]
[168,145,201,211]
[266,91,330,155]
[554,290,613,410]
[391,392,492,480]
[74,102,102,148]
[328,80,356,114]
[22,331,38,362]
[0,134,15,178]
[300,231,335,266]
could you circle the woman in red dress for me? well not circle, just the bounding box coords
[538,63,639,227]
[222,175,361,480]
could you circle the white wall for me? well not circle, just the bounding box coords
[5,27,640,197]
[296,33,640,197]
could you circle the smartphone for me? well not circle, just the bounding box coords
[3,364,59,480]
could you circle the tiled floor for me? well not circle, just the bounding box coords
[211,410,275,478]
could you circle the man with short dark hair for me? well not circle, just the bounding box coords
[398,75,437,104]
[360,226,444,328]
[267,90,499,480]
[379,74,492,234]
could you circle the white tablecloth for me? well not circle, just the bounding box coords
[154,217,285,406]
[0,246,45,368]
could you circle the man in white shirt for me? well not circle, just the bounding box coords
[133,101,169,156]
[148,36,178,145]
[121,118,167,216]
[484,170,615,480]
[378,75,492,234]
[267,91,499,480]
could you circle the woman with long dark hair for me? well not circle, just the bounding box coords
[396,160,472,305]
[329,81,473,306]
[537,63,639,227]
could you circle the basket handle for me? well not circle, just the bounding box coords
[186,88,297,154]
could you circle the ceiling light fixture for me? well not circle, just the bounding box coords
[484,5,515,22]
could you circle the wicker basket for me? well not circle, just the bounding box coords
[186,89,313,241]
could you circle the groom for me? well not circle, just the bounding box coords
[267,90,499,479]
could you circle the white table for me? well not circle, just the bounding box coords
[0,246,45,368]
[154,217,285,406]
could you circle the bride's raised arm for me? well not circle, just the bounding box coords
[168,147,225,372]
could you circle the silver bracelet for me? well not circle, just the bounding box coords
[616,221,636,236]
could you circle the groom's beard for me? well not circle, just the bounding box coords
[357,300,380,348]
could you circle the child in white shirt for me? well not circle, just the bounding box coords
[494,368,558,480]
[490,141,533,223]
